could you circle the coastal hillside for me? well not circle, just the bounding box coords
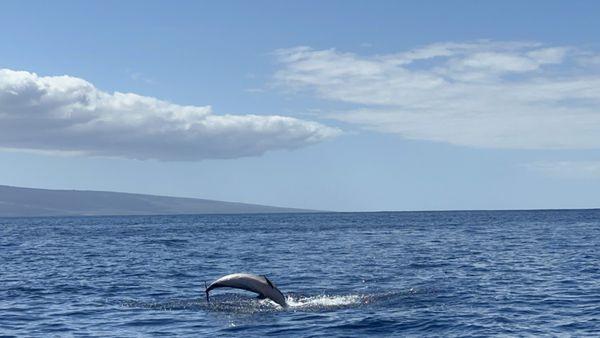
[0,185,310,217]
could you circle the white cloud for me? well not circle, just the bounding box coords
[274,41,600,149]
[524,161,600,179]
[0,69,339,160]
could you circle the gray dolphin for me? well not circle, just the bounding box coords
[205,273,287,307]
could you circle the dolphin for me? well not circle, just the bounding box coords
[205,273,287,307]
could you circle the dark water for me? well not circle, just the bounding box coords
[1,210,599,337]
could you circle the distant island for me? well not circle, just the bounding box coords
[0,185,313,217]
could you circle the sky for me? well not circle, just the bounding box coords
[1,0,600,211]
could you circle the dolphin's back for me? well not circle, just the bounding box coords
[206,273,287,307]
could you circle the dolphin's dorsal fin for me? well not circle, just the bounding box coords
[263,275,274,288]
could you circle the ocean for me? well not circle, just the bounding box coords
[1,210,599,336]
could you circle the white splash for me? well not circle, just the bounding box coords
[286,294,363,308]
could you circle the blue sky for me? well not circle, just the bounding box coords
[1,1,600,211]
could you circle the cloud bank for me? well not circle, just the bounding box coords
[275,41,600,149]
[0,69,339,160]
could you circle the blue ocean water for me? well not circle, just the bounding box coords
[1,210,599,337]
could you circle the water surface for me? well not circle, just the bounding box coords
[1,210,599,336]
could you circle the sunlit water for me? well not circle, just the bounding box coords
[1,210,599,336]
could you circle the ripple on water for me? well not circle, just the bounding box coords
[1,210,600,336]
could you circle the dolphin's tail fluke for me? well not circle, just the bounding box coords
[205,281,210,303]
